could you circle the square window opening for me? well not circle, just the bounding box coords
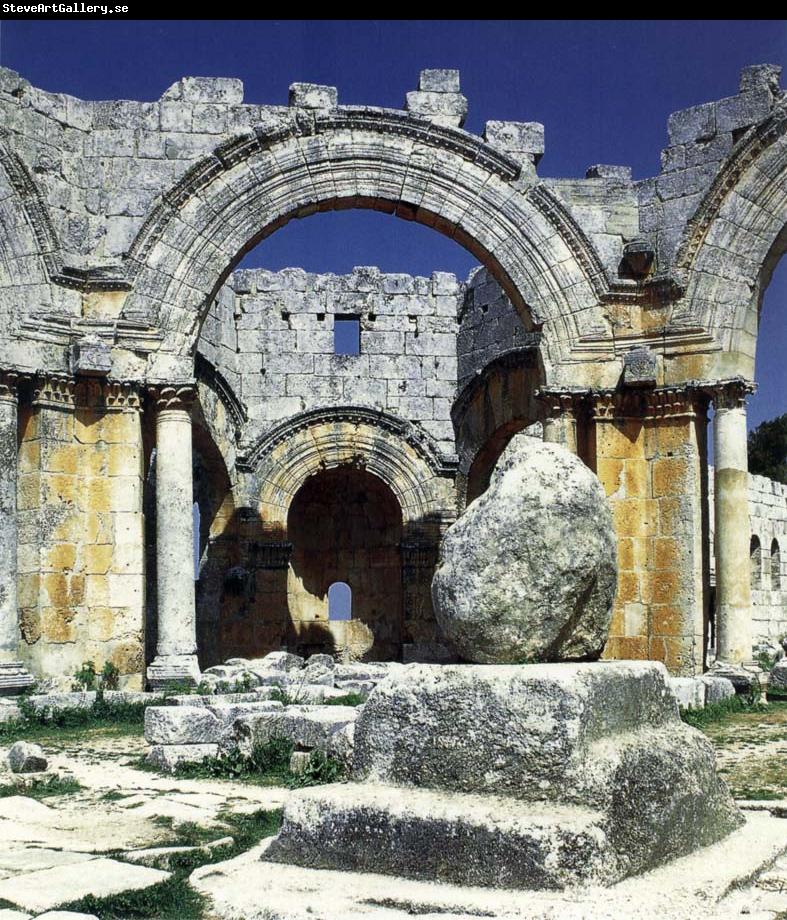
[334,315,361,355]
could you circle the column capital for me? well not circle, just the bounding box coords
[0,372,18,406]
[709,378,756,411]
[148,383,197,413]
[535,387,588,419]
[589,385,708,421]
[32,374,76,410]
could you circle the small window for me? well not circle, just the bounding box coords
[772,539,781,591]
[328,582,352,621]
[334,316,360,355]
[750,535,762,590]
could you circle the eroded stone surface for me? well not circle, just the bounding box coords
[432,436,617,663]
[7,743,47,774]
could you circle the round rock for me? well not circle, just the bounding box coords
[432,435,616,663]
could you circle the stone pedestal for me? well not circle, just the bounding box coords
[0,374,34,694]
[713,381,755,667]
[147,386,200,688]
[265,662,742,889]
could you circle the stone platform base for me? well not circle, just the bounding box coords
[266,784,616,888]
[146,654,200,689]
[194,811,787,920]
[0,661,35,695]
[264,662,743,889]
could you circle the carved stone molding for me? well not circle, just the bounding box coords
[590,384,711,421]
[32,374,143,412]
[32,375,75,410]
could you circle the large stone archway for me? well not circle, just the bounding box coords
[674,99,787,378]
[122,111,610,380]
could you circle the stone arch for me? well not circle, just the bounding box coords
[123,111,609,376]
[452,348,543,505]
[238,405,456,526]
[676,100,787,374]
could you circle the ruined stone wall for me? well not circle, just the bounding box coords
[708,471,787,646]
[207,267,462,455]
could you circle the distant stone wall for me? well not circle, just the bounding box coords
[200,267,463,456]
[709,471,787,645]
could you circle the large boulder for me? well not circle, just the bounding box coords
[432,436,616,663]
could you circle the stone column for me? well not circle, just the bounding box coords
[538,389,583,454]
[147,385,200,688]
[712,380,755,668]
[0,373,34,693]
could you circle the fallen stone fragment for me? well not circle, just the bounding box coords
[0,858,169,913]
[7,742,47,774]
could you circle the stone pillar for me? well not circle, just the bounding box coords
[0,373,34,693]
[147,385,200,688]
[538,389,583,454]
[712,380,755,668]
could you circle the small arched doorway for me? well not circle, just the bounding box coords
[287,467,403,660]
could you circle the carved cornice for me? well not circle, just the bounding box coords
[32,374,75,409]
[30,374,143,411]
[149,384,197,413]
[589,384,711,421]
[238,405,457,477]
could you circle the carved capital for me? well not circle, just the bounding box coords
[536,388,588,420]
[32,374,75,410]
[710,378,756,412]
[149,384,197,414]
[590,385,708,421]
[0,372,18,406]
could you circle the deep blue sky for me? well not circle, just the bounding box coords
[0,20,784,427]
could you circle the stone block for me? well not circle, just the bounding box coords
[585,164,633,179]
[405,91,468,128]
[667,101,716,144]
[622,346,658,386]
[484,120,544,163]
[70,337,112,377]
[418,69,460,92]
[146,743,218,772]
[288,83,337,111]
[7,741,47,773]
[269,662,741,889]
[701,675,736,703]
[144,705,224,744]
[669,676,705,709]
[225,705,359,756]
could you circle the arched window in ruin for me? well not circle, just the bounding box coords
[328,582,352,621]
[772,539,782,591]
[750,535,762,589]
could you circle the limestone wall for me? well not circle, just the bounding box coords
[708,471,787,645]
[201,268,463,456]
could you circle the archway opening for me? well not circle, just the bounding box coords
[286,467,403,660]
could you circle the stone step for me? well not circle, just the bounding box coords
[264,783,616,890]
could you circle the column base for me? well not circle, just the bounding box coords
[147,654,201,690]
[0,661,36,696]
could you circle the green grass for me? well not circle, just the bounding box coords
[679,694,769,729]
[0,775,82,799]
[0,695,150,744]
[323,691,367,707]
[57,808,282,920]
